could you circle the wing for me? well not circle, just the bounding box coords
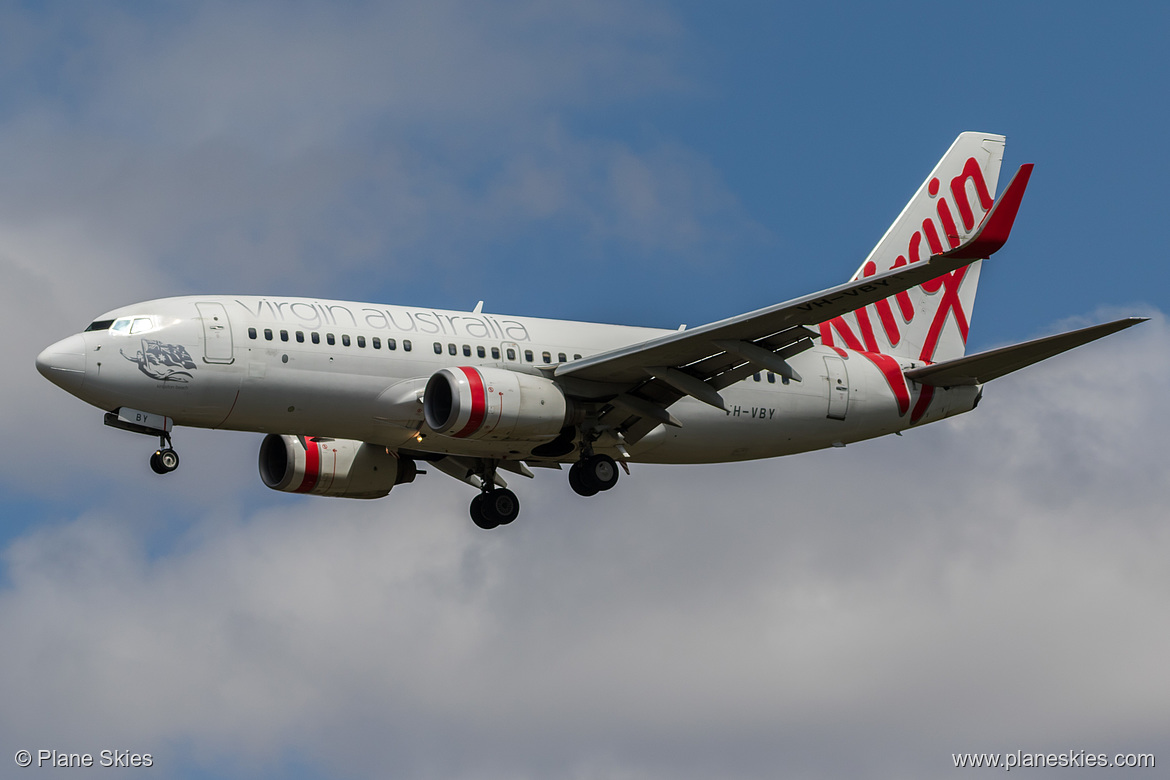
[553,164,1033,442]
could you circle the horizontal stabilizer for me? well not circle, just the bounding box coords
[904,317,1147,387]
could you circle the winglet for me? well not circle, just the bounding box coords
[942,163,1033,260]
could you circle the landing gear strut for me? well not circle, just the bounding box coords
[569,453,619,496]
[149,432,180,475]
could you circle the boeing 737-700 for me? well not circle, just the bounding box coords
[36,132,1144,528]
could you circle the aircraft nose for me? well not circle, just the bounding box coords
[36,333,87,394]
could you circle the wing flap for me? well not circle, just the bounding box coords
[904,317,1147,387]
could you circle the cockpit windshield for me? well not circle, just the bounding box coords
[88,316,156,334]
[114,317,155,334]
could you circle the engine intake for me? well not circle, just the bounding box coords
[424,366,569,441]
[258,434,416,499]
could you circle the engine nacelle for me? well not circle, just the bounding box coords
[423,366,569,441]
[258,434,417,499]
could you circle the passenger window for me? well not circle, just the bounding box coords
[264,329,273,341]
[753,372,761,382]
[477,346,486,358]
[506,348,515,360]
[280,330,289,342]
[524,350,534,362]
[248,327,257,340]
[558,353,567,363]
[296,331,304,343]
[387,338,397,350]
[342,335,351,347]
[448,343,457,356]
[326,333,335,346]
[463,344,471,357]
[574,354,582,360]
[782,375,790,385]
[311,332,320,344]
[491,347,500,359]
[372,337,381,349]
[403,340,412,351]
[433,342,442,354]
[767,372,775,383]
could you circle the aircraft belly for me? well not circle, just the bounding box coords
[220,366,386,439]
[632,391,830,464]
[632,354,918,464]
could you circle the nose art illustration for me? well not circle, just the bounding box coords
[121,339,198,382]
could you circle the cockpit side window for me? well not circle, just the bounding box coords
[129,317,154,334]
[111,318,133,334]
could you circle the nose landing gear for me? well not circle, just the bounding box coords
[149,432,180,475]
[102,409,181,476]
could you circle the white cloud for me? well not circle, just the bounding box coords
[0,0,758,495]
[76,1,682,150]
[3,4,1165,777]
[2,312,1167,779]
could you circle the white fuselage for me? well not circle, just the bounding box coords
[41,295,981,465]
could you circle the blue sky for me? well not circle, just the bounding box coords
[2,3,1168,779]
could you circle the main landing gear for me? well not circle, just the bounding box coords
[149,432,180,475]
[469,488,520,530]
[463,451,619,530]
[568,453,619,497]
[464,459,520,530]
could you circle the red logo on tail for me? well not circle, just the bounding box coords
[819,156,994,420]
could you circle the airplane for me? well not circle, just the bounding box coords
[35,132,1144,529]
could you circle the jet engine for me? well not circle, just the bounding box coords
[258,434,417,499]
[423,366,570,441]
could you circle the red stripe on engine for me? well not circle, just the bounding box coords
[296,438,321,493]
[453,367,486,438]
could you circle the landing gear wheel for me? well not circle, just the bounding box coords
[568,461,599,496]
[484,488,520,526]
[158,448,180,472]
[583,454,619,491]
[150,449,179,474]
[469,489,520,529]
[469,493,497,530]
